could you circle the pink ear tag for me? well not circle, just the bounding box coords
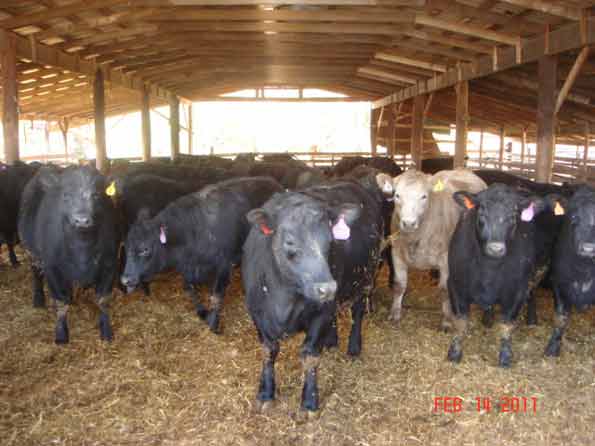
[159,225,167,244]
[332,215,351,240]
[521,203,535,222]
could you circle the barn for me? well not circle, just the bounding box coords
[1,1,595,445]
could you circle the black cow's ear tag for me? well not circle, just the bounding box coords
[554,201,565,216]
[521,203,535,222]
[159,224,167,244]
[332,214,350,240]
[259,223,273,236]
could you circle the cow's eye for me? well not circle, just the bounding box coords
[394,194,400,201]
[421,194,428,200]
[139,247,151,257]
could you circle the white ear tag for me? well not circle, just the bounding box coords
[332,215,350,240]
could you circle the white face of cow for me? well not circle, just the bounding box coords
[393,171,432,232]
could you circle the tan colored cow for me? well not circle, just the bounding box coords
[377,169,487,330]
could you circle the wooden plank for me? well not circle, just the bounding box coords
[93,68,107,174]
[495,0,582,21]
[374,52,447,72]
[0,0,130,30]
[170,0,424,5]
[555,46,590,116]
[1,30,19,164]
[141,85,151,162]
[357,67,419,84]
[370,107,379,155]
[499,127,505,170]
[535,55,557,183]
[583,122,590,182]
[411,95,425,169]
[187,103,193,155]
[415,14,520,46]
[454,80,468,168]
[373,17,595,109]
[169,93,180,161]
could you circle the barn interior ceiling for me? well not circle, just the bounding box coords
[0,0,593,141]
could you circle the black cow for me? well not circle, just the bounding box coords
[121,176,283,333]
[242,173,386,414]
[446,184,550,367]
[18,166,120,344]
[544,186,595,357]
[421,157,454,174]
[330,156,402,178]
[0,163,39,266]
[473,169,578,196]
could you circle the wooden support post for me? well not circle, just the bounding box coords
[187,103,193,155]
[536,54,558,183]
[1,31,19,165]
[521,127,527,174]
[411,95,426,170]
[498,127,505,170]
[141,85,151,161]
[583,122,591,182]
[93,68,107,173]
[385,105,395,159]
[454,80,469,168]
[58,118,69,162]
[44,121,51,153]
[370,108,379,155]
[169,93,180,161]
[479,128,484,168]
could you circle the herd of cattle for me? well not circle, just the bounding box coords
[1,153,595,415]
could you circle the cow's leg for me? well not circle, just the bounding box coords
[388,249,407,325]
[545,287,570,357]
[481,306,495,328]
[46,270,72,344]
[347,296,366,357]
[31,263,46,308]
[206,265,232,333]
[7,241,18,267]
[446,285,469,363]
[321,314,338,350]
[300,312,333,413]
[385,247,395,286]
[256,340,279,411]
[184,282,208,320]
[96,294,114,342]
[438,258,454,331]
[526,292,538,326]
[497,295,524,368]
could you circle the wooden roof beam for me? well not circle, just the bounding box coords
[374,52,447,72]
[373,16,595,109]
[168,1,425,5]
[0,0,131,30]
[414,14,521,46]
[496,0,583,21]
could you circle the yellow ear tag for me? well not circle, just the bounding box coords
[554,201,565,216]
[433,179,444,192]
[106,181,116,197]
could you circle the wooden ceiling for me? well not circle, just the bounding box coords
[0,0,593,125]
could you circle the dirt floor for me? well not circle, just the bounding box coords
[1,248,595,446]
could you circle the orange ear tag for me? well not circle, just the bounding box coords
[463,196,475,209]
[554,201,565,216]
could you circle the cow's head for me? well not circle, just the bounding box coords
[121,209,165,291]
[376,170,437,232]
[247,193,360,303]
[554,186,595,258]
[43,166,107,231]
[454,184,545,258]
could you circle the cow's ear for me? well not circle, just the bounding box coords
[519,196,546,222]
[375,173,394,197]
[453,191,478,210]
[544,194,567,216]
[329,203,361,241]
[37,167,61,191]
[247,208,275,236]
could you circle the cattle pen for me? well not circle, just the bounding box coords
[1,2,595,446]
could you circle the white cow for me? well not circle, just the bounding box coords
[377,169,487,330]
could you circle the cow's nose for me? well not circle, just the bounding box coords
[486,242,506,257]
[400,219,417,231]
[315,281,337,301]
[72,214,91,227]
[580,243,595,255]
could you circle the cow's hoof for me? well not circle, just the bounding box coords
[481,310,495,328]
[99,313,113,342]
[295,408,319,423]
[254,399,275,414]
[526,316,538,327]
[55,320,69,345]
[347,343,361,358]
[33,295,46,308]
[498,350,513,368]
[206,311,221,334]
[440,320,453,333]
[447,345,462,363]
[544,340,561,357]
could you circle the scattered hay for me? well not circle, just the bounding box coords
[1,249,594,446]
